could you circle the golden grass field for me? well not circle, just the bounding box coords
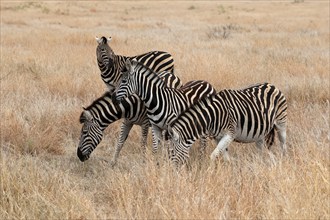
[1,1,329,219]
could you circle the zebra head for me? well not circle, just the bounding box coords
[167,125,190,167]
[77,109,103,162]
[114,59,138,102]
[96,36,115,69]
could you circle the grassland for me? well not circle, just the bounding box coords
[1,1,329,219]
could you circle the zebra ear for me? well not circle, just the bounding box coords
[131,58,138,64]
[172,130,180,142]
[131,59,139,68]
[125,59,133,74]
[95,36,102,44]
[81,110,93,123]
[168,126,179,142]
[125,59,131,66]
[107,36,112,42]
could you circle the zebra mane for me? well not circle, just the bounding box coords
[130,59,167,86]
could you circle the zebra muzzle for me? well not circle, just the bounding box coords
[77,148,89,162]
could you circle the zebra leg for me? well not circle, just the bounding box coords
[256,139,265,151]
[140,124,149,156]
[151,125,162,154]
[211,134,233,161]
[198,136,207,161]
[275,123,287,155]
[170,141,190,169]
[111,122,133,167]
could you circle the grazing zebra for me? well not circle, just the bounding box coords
[114,59,216,153]
[96,36,175,92]
[77,71,182,165]
[168,83,287,167]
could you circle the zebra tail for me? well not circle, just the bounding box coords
[265,127,275,149]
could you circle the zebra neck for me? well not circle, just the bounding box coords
[136,72,171,109]
[203,94,231,135]
[118,94,144,121]
[87,99,123,131]
[136,73,186,125]
[99,55,126,78]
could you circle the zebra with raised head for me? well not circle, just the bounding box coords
[77,71,182,165]
[168,83,287,167]
[114,59,217,153]
[96,36,175,92]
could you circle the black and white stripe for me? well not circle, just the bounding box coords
[96,36,175,92]
[114,59,216,152]
[168,83,287,166]
[77,72,182,165]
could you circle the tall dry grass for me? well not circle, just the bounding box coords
[1,1,329,219]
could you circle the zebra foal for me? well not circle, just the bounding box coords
[96,36,176,92]
[168,83,287,167]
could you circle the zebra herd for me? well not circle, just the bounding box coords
[77,36,287,168]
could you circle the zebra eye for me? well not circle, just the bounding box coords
[82,127,88,133]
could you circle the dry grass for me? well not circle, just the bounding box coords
[1,1,329,219]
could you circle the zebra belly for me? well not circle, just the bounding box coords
[234,127,264,143]
[234,136,259,143]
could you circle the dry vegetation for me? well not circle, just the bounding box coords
[1,1,329,219]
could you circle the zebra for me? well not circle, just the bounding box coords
[95,36,175,93]
[77,71,183,165]
[114,59,217,153]
[167,83,287,167]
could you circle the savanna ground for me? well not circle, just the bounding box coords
[0,1,329,219]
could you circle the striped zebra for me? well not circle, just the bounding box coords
[114,59,216,153]
[77,71,182,165]
[168,83,287,166]
[96,36,175,92]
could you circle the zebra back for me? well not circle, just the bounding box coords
[179,80,216,105]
